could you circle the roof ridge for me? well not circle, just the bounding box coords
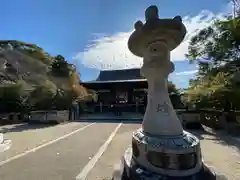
[99,68,140,72]
[96,68,143,81]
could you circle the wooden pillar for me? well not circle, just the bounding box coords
[100,102,103,113]
[128,89,133,104]
[136,101,138,112]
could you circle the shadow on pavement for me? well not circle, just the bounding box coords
[190,127,240,152]
[0,123,58,133]
[78,118,240,151]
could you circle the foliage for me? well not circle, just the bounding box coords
[0,40,92,112]
[185,14,240,110]
[167,81,184,109]
[186,17,240,75]
[69,71,88,100]
[0,40,54,65]
[52,90,72,110]
[0,82,30,113]
[230,0,240,17]
[23,49,54,65]
[168,81,179,94]
[51,55,69,77]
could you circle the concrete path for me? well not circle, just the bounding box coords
[0,122,92,162]
[194,128,240,180]
[85,123,139,180]
[0,122,239,180]
[0,122,119,180]
[86,126,240,180]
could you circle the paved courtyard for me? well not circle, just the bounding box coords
[0,121,239,180]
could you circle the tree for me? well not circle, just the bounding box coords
[185,13,240,109]
[167,81,184,109]
[230,0,240,17]
[51,55,69,76]
[168,81,179,94]
[187,18,240,74]
[68,71,88,101]
[30,80,57,110]
[0,40,95,112]
[0,82,28,113]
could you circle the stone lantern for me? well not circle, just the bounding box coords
[113,5,227,180]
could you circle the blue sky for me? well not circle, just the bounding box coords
[0,0,230,88]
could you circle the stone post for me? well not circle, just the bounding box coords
[0,133,12,152]
[113,5,227,180]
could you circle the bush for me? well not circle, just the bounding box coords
[30,81,57,110]
[0,83,29,113]
[51,55,69,77]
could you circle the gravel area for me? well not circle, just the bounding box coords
[193,128,240,180]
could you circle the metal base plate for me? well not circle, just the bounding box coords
[112,148,228,180]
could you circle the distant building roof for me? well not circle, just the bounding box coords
[97,68,144,81]
[81,68,147,90]
[85,79,147,84]
[85,68,146,84]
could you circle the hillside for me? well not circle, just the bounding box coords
[0,40,88,99]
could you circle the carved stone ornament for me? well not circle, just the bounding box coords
[112,5,227,180]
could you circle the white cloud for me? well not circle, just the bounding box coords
[168,70,198,88]
[73,9,226,70]
[174,70,198,76]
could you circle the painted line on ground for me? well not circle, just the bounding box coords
[76,123,122,180]
[0,123,95,166]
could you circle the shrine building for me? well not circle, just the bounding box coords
[81,68,180,113]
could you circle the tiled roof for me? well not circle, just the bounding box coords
[84,79,147,84]
[96,68,144,82]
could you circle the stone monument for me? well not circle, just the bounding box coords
[113,5,227,180]
[0,133,12,152]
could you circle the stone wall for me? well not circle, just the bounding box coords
[176,110,240,135]
[225,113,240,136]
[30,110,69,123]
[180,113,200,123]
[0,113,24,125]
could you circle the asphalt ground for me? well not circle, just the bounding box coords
[0,122,239,180]
[0,122,123,180]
